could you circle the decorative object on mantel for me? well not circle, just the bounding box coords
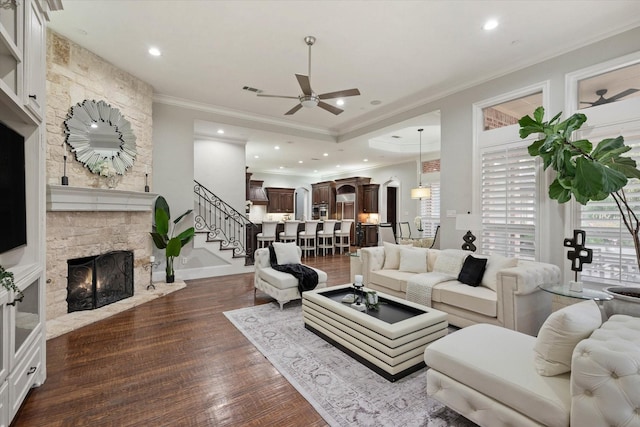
[519,107,640,270]
[563,229,593,292]
[456,211,482,252]
[61,143,69,185]
[89,158,120,188]
[149,196,195,283]
[411,128,431,199]
[144,173,150,192]
[0,264,24,305]
[63,99,137,176]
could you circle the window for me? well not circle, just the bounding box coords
[577,62,640,110]
[479,143,537,260]
[482,92,542,130]
[418,182,440,237]
[576,124,640,285]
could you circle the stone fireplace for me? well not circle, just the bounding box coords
[67,250,134,312]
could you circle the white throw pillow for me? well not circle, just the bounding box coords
[481,254,518,291]
[433,250,467,276]
[398,247,428,273]
[383,242,409,270]
[272,242,301,265]
[533,300,602,376]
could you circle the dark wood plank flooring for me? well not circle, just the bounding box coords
[12,253,351,427]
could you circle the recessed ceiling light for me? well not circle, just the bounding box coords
[370,100,382,105]
[336,165,341,168]
[279,166,284,169]
[314,170,318,173]
[363,158,368,162]
[323,153,328,157]
[336,99,344,106]
[298,160,303,164]
[254,155,259,159]
[274,146,280,150]
[90,122,98,129]
[483,19,499,31]
[217,129,224,134]
[148,47,162,56]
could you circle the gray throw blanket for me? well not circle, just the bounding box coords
[268,246,319,293]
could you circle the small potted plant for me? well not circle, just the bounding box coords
[0,264,24,303]
[149,196,195,283]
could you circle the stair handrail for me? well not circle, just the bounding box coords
[193,180,257,260]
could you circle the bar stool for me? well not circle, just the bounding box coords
[334,219,354,254]
[317,220,337,256]
[279,220,300,243]
[257,221,278,248]
[298,220,319,257]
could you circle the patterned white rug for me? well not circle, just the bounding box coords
[224,301,477,427]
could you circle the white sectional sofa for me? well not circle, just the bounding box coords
[361,243,561,335]
[424,301,640,427]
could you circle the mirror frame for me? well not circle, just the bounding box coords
[63,99,137,175]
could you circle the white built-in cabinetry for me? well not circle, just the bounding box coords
[0,0,59,424]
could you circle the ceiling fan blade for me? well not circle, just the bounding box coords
[256,94,298,99]
[295,74,313,96]
[317,101,343,115]
[318,88,361,100]
[606,88,639,103]
[284,104,303,115]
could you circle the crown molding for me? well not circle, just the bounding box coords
[153,94,337,139]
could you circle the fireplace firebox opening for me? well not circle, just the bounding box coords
[67,250,134,313]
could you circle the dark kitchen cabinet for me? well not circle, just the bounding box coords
[362,184,380,214]
[362,224,378,247]
[311,181,336,218]
[266,187,295,213]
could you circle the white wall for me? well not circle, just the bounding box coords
[152,26,640,277]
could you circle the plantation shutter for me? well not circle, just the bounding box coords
[419,183,440,237]
[480,142,537,260]
[577,124,640,285]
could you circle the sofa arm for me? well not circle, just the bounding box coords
[360,246,385,286]
[497,260,560,296]
[571,315,640,427]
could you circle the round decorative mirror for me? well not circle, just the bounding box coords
[64,99,137,175]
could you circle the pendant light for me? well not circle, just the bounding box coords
[411,128,431,199]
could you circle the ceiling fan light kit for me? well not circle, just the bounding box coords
[257,35,361,115]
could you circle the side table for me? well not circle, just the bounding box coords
[539,283,612,313]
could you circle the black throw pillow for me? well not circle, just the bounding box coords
[457,255,488,287]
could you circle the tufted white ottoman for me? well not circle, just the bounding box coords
[424,314,640,427]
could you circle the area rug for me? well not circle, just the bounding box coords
[224,301,477,427]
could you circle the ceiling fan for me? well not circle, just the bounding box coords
[581,88,639,106]
[257,36,360,116]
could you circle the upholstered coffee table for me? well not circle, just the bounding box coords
[302,284,448,381]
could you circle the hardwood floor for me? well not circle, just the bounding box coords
[13,253,351,427]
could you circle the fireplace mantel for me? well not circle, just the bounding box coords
[47,185,158,212]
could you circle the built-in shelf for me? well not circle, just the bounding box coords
[46,185,157,212]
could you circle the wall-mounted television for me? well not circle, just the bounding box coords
[0,121,27,254]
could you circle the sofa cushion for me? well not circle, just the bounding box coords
[533,300,602,376]
[481,254,518,291]
[398,247,429,273]
[258,266,327,290]
[457,255,487,286]
[382,242,412,269]
[432,282,497,317]
[433,249,467,276]
[424,324,571,427]
[272,242,301,265]
[370,269,420,293]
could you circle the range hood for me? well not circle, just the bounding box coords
[249,180,269,205]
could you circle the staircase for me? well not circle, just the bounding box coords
[193,180,257,267]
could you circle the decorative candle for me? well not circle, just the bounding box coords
[150,255,155,263]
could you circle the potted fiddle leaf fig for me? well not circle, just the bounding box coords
[518,106,640,270]
[150,196,195,283]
